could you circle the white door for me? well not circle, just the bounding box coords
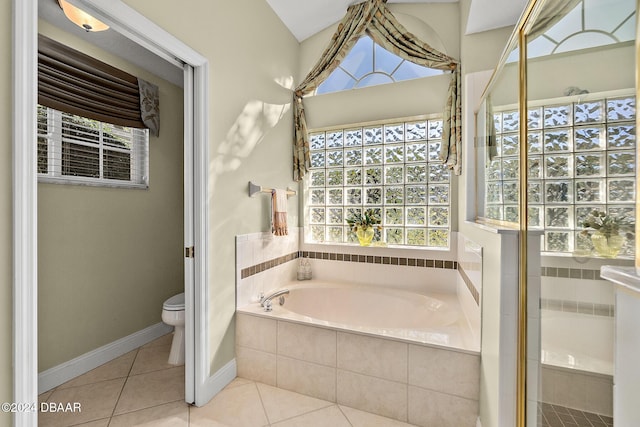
[183,63,196,403]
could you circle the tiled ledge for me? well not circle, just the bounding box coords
[241,250,459,279]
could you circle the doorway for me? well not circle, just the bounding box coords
[12,1,210,424]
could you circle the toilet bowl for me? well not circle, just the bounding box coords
[161,293,185,365]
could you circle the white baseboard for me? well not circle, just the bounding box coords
[38,322,173,393]
[195,358,236,407]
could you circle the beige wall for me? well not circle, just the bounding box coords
[120,0,300,373]
[37,21,185,371]
[1,0,12,423]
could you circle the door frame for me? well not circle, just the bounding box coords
[12,1,210,424]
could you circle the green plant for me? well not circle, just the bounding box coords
[581,210,634,239]
[346,209,381,231]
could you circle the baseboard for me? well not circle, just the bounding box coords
[195,358,236,407]
[38,322,173,393]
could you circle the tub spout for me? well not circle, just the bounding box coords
[259,289,290,311]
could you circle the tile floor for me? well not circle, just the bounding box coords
[538,403,614,427]
[38,333,420,426]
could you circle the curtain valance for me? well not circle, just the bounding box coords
[38,34,160,137]
[293,0,461,180]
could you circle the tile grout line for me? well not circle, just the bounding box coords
[253,381,272,426]
[336,404,355,427]
[108,347,141,422]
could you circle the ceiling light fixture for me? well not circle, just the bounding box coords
[57,0,109,32]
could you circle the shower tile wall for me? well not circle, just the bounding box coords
[540,256,632,312]
[236,228,300,307]
[456,234,482,343]
[299,234,460,295]
[537,256,628,418]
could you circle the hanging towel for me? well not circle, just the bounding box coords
[272,189,288,236]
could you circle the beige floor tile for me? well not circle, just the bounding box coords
[57,350,137,390]
[190,382,268,427]
[256,382,333,424]
[38,378,125,427]
[141,333,174,349]
[108,400,189,426]
[340,405,418,427]
[113,366,185,415]
[130,344,181,375]
[271,405,352,427]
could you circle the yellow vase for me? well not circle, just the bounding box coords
[356,226,374,246]
[591,231,625,258]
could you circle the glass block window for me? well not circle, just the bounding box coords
[37,105,149,188]
[486,94,636,256]
[307,116,451,247]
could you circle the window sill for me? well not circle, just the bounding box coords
[38,176,148,190]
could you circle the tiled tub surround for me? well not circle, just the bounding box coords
[235,231,483,426]
[235,312,480,427]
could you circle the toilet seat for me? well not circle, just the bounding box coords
[163,293,185,311]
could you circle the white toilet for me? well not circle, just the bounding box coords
[161,293,185,365]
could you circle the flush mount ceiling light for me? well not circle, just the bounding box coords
[58,0,109,32]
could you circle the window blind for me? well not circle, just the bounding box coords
[38,105,149,187]
[37,34,146,129]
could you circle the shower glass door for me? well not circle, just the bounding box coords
[525,1,637,425]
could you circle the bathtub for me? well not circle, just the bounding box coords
[235,280,481,425]
[238,280,479,352]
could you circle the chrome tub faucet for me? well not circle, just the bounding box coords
[258,289,290,312]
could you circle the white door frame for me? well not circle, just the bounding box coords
[12,1,210,424]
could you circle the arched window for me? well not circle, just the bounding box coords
[509,0,636,61]
[316,36,443,95]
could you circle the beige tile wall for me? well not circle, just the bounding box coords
[236,312,480,427]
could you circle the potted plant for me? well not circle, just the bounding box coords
[347,209,381,246]
[581,210,633,258]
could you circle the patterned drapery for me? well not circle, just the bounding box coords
[293,0,462,180]
[138,78,160,137]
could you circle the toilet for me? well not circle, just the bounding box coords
[161,293,185,365]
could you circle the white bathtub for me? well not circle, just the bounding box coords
[239,280,479,353]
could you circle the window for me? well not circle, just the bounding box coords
[306,116,451,247]
[486,93,636,256]
[317,36,443,95]
[507,0,636,62]
[37,105,149,188]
